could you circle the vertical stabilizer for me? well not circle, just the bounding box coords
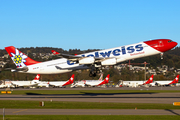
[62,74,75,86]
[97,74,110,86]
[33,74,40,81]
[169,75,179,84]
[5,46,40,67]
[143,75,154,85]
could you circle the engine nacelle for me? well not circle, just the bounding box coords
[79,57,95,65]
[101,58,117,66]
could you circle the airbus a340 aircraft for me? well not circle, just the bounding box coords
[5,39,177,77]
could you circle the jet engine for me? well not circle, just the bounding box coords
[79,57,95,65]
[101,58,117,66]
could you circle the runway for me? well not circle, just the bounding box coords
[0,93,180,104]
[1,87,180,115]
[1,109,180,115]
[8,86,180,91]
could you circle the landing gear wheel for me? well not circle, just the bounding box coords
[92,72,96,77]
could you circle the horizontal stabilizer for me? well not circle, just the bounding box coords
[10,67,29,72]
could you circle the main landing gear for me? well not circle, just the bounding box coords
[89,65,102,77]
[89,71,96,77]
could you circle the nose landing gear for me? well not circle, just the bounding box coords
[160,53,163,59]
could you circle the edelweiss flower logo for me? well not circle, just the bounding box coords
[14,55,22,64]
[11,49,28,67]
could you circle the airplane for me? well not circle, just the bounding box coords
[84,74,110,87]
[150,75,179,86]
[49,74,74,87]
[71,73,103,87]
[5,39,177,77]
[11,74,40,88]
[122,74,154,87]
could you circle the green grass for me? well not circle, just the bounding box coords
[0,115,180,120]
[1,90,180,95]
[0,100,180,109]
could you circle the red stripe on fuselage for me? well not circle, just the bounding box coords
[144,39,177,52]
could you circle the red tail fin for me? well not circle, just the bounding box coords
[97,74,110,86]
[33,74,40,81]
[5,46,40,67]
[143,75,154,85]
[62,74,75,86]
[169,75,179,84]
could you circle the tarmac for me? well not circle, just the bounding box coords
[1,109,180,115]
[0,87,180,115]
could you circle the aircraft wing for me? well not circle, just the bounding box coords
[52,50,104,59]
[51,50,111,63]
[56,53,82,59]
[5,67,29,72]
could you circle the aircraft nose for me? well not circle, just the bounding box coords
[162,41,178,52]
[172,41,178,48]
[144,39,178,52]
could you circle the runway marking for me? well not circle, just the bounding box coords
[13,109,27,114]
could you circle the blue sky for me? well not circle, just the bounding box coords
[0,0,180,50]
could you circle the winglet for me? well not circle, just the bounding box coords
[169,75,179,85]
[62,74,75,86]
[143,74,154,85]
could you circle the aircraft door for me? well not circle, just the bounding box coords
[40,66,44,71]
[159,41,164,47]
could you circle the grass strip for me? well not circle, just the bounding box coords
[0,100,180,109]
[1,90,180,95]
[0,115,180,120]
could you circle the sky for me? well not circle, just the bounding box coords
[0,0,180,50]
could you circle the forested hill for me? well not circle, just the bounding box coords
[166,46,180,56]
[0,47,100,56]
[0,46,180,68]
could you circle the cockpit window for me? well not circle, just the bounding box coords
[168,40,172,43]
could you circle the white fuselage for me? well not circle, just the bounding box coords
[49,80,69,87]
[37,81,49,88]
[85,80,104,86]
[20,42,161,74]
[11,80,39,87]
[150,81,174,86]
[71,81,86,88]
[123,81,146,87]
